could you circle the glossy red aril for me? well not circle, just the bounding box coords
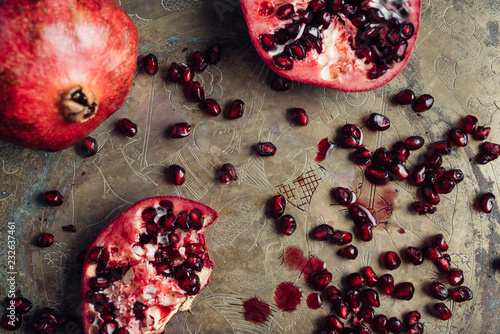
[7,297,33,314]
[44,190,64,206]
[331,230,353,246]
[36,233,55,247]
[269,194,286,218]
[221,163,237,181]
[413,201,437,215]
[361,289,380,308]
[323,315,344,331]
[442,169,464,184]
[277,214,297,236]
[143,53,159,75]
[345,288,361,311]
[324,285,343,303]
[424,246,443,262]
[0,0,138,151]
[425,167,445,186]
[434,178,455,194]
[345,273,366,289]
[355,222,373,242]
[412,94,434,112]
[386,317,404,333]
[381,251,401,270]
[310,224,334,241]
[421,186,440,205]
[337,245,358,259]
[361,266,378,287]
[270,76,291,91]
[449,128,468,147]
[378,274,395,295]
[476,193,495,213]
[371,148,393,168]
[309,270,332,291]
[449,286,473,302]
[425,151,443,169]
[405,310,421,327]
[405,246,424,265]
[167,165,186,185]
[291,108,309,126]
[428,281,449,300]
[240,0,422,92]
[366,166,390,185]
[436,254,452,272]
[205,44,222,65]
[354,306,375,324]
[225,99,245,119]
[341,124,363,143]
[170,122,192,138]
[340,134,360,149]
[117,118,138,137]
[372,315,388,334]
[481,142,500,155]
[306,293,323,309]
[394,89,415,105]
[447,269,464,286]
[77,137,98,157]
[32,308,59,334]
[191,51,208,72]
[431,303,452,320]
[180,63,194,84]
[391,141,409,162]
[333,300,349,319]
[353,146,373,165]
[201,99,222,116]
[473,126,490,140]
[168,62,181,82]
[254,142,277,156]
[394,282,414,300]
[476,152,498,164]
[331,187,357,206]
[404,136,424,150]
[433,140,452,154]
[431,234,449,251]
[349,203,377,227]
[461,115,478,134]
[1,312,22,330]
[410,165,427,186]
[366,113,391,131]
[187,81,205,102]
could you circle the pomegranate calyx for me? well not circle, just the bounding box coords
[61,86,98,123]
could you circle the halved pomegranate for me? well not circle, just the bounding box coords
[240,0,421,91]
[81,196,218,334]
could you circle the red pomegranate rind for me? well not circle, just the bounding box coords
[240,0,421,92]
[81,196,218,334]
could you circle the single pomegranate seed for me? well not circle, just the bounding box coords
[142,53,159,75]
[354,306,375,324]
[405,310,421,327]
[225,99,245,119]
[434,178,455,194]
[201,98,221,116]
[333,300,349,319]
[167,164,185,185]
[1,312,22,330]
[421,186,440,205]
[449,128,468,147]
[291,108,309,126]
[400,23,415,39]
[394,282,415,300]
[366,113,391,131]
[337,245,358,259]
[323,285,343,303]
[460,115,478,134]
[473,126,491,140]
[406,323,424,334]
[43,190,64,206]
[323,315,344,331]
[180,63,194,84]
[349,203,377,227]
[133,302,148,320]
[170,122,192,139]
[365,166,390,185]
[404,246,424,266]
[331,230,353,245]
[254,142,277,156]
[269,194,286,218]
[179,272,201,295]
[433,140,452,154]
[270,75,291,91]
[386,317,404,332]
[412,94,434,112]
[339,134,360,149]
[205,43,222,64]
[345,273,366,289]
[36,233,55,247]
[221,163,237,181]
[449,286,473,302]
[7,297,33,314]
[273,53,293,70]
[353,146,372,165]
[425,151,443,169]
[168,62,181,82]
[360,266,378,287]
[441,169,464,183]
[277,214,297,236]
[340,124,363,142]
[98,320,119,334]
[431,234,449,251]
[481,142,500,155]
[476,192,495,213]
[187,81,205,102]
[436,255,452,272]
[185,254,204,271]
[355,222,373,242]
[410,164,428,186]
[361,288,380,308]
[428,281,449,300]
[310,224,334,241]
[424,246,443,262]
[90,276,110,290]
[331,187,357,206]
[391,141,409,162]
[371,147,393,167]
[378,274,395,295]
[309,270,332,291]
[117,118,138,137]
[404,136,424,150]
[276,3,294,19]
[345,288,361,311]
[76,137,98,157]
[372,314,388,334]
[389,162,409,181]
[425,167,445,185]
[191,51,207,72]
[381,251,401,270]
[393,89,415,105]
[447,268,464,286]
[413,201,437,215]
[476,152,498,164]
[430,302,452,320]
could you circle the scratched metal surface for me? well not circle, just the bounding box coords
[0,0,499,333]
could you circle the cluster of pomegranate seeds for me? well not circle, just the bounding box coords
[267,194,297,236]
[36,232,55,247]
[365,113,391,131]
[166,164,185,185]
[291,108,309,126]
[218,163,238,184]
[76,136,98,157]
[142,53,159,75]
[476,192,495,213]
[116,118,138,137]
[225,99,245,119]
[270,76,291,91]
[170,122,192,138]
[254,142,277,156]
[43,190,64,206]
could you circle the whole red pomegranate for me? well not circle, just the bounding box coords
[0,0,138,151]
[241,0,421,91]
[81,196,218,334]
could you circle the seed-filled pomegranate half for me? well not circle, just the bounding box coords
[81,196,218,334]
[240,0,421,91]
[0,0,138,151]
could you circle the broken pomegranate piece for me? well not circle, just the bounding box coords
[81,196,218,334]
[240,0,421,91]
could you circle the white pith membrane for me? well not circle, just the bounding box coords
[82,197,217,334]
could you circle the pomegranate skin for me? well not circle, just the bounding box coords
[0,0,138,151]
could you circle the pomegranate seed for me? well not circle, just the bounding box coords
[180,63,194,84]
[309,270,332,291]
[191,51,207,72]
[117,118,138,137]
[406,323,424,334]
[349,203,377,227]
[225,99,245,119]
[361,288,380,307]
[381,251,401,270]
[185,254,204,271]
[404,246,423,266]
[372,315,388,334]
[272,53,294,70]
[365,166,390,185]
[43,190,64,206]
[371,147,393,167]
[410,164,427,186]
[187,81,205,102]
[460,115,478,134]
[269,194,286,218]
[391,141,409,162]
[412,94,434,112]
[400,23,415,39]
[133,302,148,320]
[254,142,277,156]
[324,285,343,303]
[270,75,291,91]
[323,315,344,331]
[276,4,294,19]
[433,140,452,154]
[366,113,391,131]
[337,245,358,259]
[447,268,464,286]
[36,233,55,247]
[354,306,374,324]
[142,53,159,75]
[221,163,237,181]
[331,187,357,206]
[430,302,452,320]
[61,224,76,232]
[394,282,414,300]
[449,286,473,302]
[168,62,181,82]
[353,146,372,165]
[345,273,366,289]
[413,201,437,215]
[389,162,408,181]
[405,310,421,327]
[310,224,334,241]
[424,246,443,262]
[386,317,404,332]
[404,136,424,150]
[473,126,490,140]
[425,151,443,169]
[345,288,361,311]
[421,186,440,205]
[277,214,297,236]
[434,178,456,194]
[179,272,201,295]
[378,274,395,295]
[1,312,22,330]
[98,320,119,333]
[90,276,110,290]
[429,281,449,300]
[476,152,498,164]
[76,137,98,157]
[476,192,495,213]
[355,222,373,242]
[436,255,452,272]
[425,167,445,185]
[166,164,185,185]
[360,266,378,287]
[306,293,323,309]
[449,128,468,147]
[291,108,309,126]
[331,230,353,245]
[393,89,415,105]
[340,134,360,149]
[481,142,500,155]
[333,300,349,319]
[441,169,464,183]
[205,43,222,64]
[341,124,363,142]
[170,122,192,139]
[431,234,449,251]
[7,297,33,314]
[201,98,221,116]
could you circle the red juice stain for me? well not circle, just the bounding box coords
[398,228,406,234]
[282,246,326,281]
[243,297,271,324]
[315,138,335,162]
[306,293,323,309]
[274,282,302,312]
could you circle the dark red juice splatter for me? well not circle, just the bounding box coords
[315,138,335,162]
[243,297,272,324]
[398,228,406,234]
[282,246,326,281]
[274,282,303,312]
